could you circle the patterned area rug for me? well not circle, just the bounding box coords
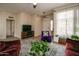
[19,38,66,56]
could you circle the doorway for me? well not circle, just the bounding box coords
[6,19,15,38]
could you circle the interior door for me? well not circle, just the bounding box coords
[6,19,15,37]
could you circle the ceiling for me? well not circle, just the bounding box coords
[0,3,70,15]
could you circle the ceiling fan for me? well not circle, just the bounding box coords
[41,11,54,19]
[33,2,37,8]
[41,12,48,18]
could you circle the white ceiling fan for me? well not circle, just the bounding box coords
[33,1,37,8]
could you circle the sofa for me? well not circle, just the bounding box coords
[41,31,52,42]
[66,38,79,56]
[0,39,21,56]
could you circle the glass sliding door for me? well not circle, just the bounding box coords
[76,8,79,35]
[66,10,74,36]
[56,10,74,37]
[56,11,66,36]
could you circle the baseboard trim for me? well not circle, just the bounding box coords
[33,35,40,38]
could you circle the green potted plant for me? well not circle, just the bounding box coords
[71,35,79,41]
[29,41,49,56]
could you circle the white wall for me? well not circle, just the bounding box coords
[15,13,42,38]
[15,12,33,38]
[0,12,6,39]
[0,11,42,39]
[21,12,32,25]
[33,15,42,37]
[42,18,51,31]
[14,13,21,38]
[0,11,16,39]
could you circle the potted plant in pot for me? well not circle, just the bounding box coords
[69,35,79,52]
[58,35,66,45]
[71,35,79,41]
[29,41,49,56]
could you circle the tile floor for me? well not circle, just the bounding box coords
[19,37,66,56]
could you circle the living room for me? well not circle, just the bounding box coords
[0,3,79,56]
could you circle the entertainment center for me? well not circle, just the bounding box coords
[21,25,34,39]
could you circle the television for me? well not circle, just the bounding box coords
[22,25,31,32]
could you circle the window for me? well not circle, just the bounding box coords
[76,8,79,35]
[50,20,53,31]
[56,10,74,37]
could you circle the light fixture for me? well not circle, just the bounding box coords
[33,1,37,8]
